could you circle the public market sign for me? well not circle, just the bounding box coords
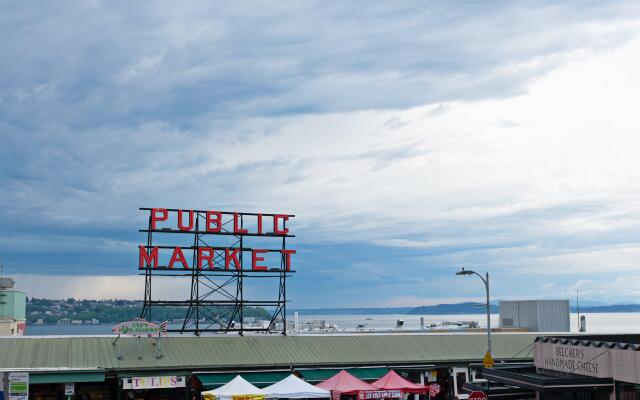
[122,376,186,390]
[534,341,611,378]
[138,208,296,271]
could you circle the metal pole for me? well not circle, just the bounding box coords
[485,272,492,355]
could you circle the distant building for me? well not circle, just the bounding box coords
[0,276,27,336]
[499,299,570,332]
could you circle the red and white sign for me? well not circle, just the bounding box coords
[138,208,296,271]
[428,383,441,397]
[357,390,402,399]
[468,391,487,400]
[331,391,341,400]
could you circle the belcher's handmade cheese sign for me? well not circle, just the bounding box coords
[534,342,611,378]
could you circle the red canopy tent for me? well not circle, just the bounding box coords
[372,370,428,394]
[316,370,378,395]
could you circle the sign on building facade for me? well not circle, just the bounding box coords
[122,376,187,390]
[534,341,611,378]
[4,373,28,400]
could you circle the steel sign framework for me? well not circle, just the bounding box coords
[138,207,295,335]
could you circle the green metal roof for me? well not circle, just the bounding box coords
[196,371,291,388]
[299,367,388,382]
[0,334,537,371]
[29,371,105,384]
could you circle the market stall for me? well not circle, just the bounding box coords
[263,374,330,398]
[202,375,268,400]
[316,370,403,400]
[372,370,427,394]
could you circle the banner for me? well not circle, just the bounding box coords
[122,376,186,390]
[357,390,402,399]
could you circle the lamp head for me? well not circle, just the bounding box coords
[456,267,474,276]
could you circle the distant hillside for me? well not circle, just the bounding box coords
[574,304,640,313]
[26,298,271,324]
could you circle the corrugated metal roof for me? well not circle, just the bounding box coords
[0,333,536,371]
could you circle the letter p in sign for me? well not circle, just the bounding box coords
[469,391,487,400]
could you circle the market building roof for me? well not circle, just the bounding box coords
[0,333,538,371]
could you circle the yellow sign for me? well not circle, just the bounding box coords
[203,395,265,400]
[483,351,494,368]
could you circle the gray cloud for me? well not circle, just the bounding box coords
[2,1,640,305]
[1,1,639,128]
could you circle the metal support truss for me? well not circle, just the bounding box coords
[139,208,294,335]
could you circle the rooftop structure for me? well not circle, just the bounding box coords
[499,299,570,332]
[0,277,15,290]
[0,272,27,336]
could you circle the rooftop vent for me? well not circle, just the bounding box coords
[0,277,15,290]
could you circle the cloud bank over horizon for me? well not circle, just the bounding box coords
[2,1,640,307]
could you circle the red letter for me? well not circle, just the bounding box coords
[168,247,189,269]
[225,248,241,270]
[274,215,289,235]
[198,247,214,270]
[177,209,194,231]
[282,249,296,271]
[151,208,168,230]
[139,246,159,268]
[206,211,222,232]
[233,212,248,234]
[252,249,268,271]
[257,213,263,235]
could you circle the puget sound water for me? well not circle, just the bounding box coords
[24,312,640,336]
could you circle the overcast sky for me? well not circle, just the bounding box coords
[1,1,640,308]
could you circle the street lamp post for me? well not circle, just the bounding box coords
[456,267,493,368]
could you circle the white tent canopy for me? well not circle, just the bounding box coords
[263,374,331,398]
[202,375,267,400]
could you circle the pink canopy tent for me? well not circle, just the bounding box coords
[372,370,427,394]
[316,370,378,395]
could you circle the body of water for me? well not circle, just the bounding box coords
[298,312,640,333]
[24,312,640,335]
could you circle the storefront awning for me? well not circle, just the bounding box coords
[481,366,613,393]
[300,367,389,383]
[29,371,106,385]
[463,381,535,399]
[197,371,291,388]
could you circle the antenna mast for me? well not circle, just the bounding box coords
[576,290,580,331]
